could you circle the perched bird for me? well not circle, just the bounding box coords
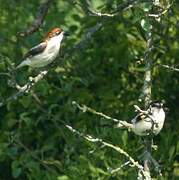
[131,101,166,136]
[111,101,166,136]
[16,27,68,69]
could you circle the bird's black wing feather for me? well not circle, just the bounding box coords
[24,42,47,59]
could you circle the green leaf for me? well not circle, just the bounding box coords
[11,161,22,178]
[57,175,70,180]
[141,2,152,12]
[141,19,151,31]
[122,131,128,147]
[12,168,22,178]
[19,95,31,108]
[169,146,175,161]
[132,8,145,24]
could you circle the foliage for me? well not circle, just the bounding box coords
[0,0,178,179]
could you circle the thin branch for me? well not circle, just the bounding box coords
[114,0,140,13]
[64,124,148,178]
[72,101,132,129]
[134,104,148,113]
[0,72,11,78]
[18,0,54,37]
[89,11,115,17]
[65,22,103,57]
[83,0,140,18]
[148,1,173,18]
[109,161,131,174]
[0,71,47,107]
[64,0,142,57]
[159,64,179,72]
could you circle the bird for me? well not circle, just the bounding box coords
[131,101,166,136]
[111,101,166,136]
[16,27,69,69]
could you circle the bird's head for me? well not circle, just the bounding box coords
[150,101,164,109]
[149,100,169,114]
[44,27,69,41]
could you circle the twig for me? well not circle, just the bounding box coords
[64,0,142,58]
[0,72,11,77]
[109,161,131,174]
[134,105,149,114]
[18,0,54,37]
[148,2,173,18]
[50,117,146,176]
[72,101,132,129]
[114,0,140,13]
[0,71,47,107]
[64,124,148,178]
[89,11,115,17]
[83,0,139,18]
[159,64,179,72]
[66,22,103,55]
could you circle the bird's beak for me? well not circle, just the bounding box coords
[63,32,70,36]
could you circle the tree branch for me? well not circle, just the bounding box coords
[18,0,54,37]
[72,101,132,129]
[64,124,149,178]
[159,64,179,72]
[0,71,47,107]
[109,161,131,174]
[83,0,140,18]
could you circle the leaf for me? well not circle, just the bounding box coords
[12,168,22,178]
[57,175,70,180]
[169,146,175,161]
[132,8,144,24]
[141,2,152,12]
[141,19,151,31]
[122,131,128,147]
[11,160,22,178]
[19,95,31,108]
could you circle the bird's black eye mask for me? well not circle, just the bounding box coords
[153,103,163,108]
[149,101,169,113]
[149,100,163,108]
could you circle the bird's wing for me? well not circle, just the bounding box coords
[24,42,47,59]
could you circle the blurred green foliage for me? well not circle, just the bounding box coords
[0,0,179,179]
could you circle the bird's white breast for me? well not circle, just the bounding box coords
[132,108,165,136]
[152,108,165,134]
[29,33,64,67]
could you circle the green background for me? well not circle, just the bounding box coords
[0,0,178,179]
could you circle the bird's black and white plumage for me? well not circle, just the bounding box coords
[131,101,165,136]
[16,28,68,69]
